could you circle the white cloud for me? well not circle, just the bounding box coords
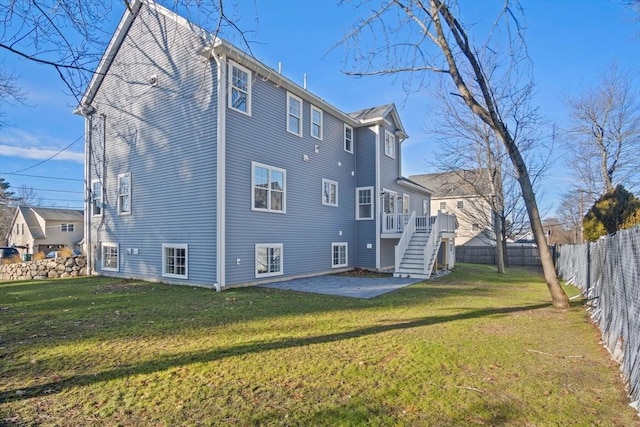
[0,128,84,163]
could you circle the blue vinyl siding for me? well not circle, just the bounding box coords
[224,74,356,285]
[354,127,377,268]
[88,6,218,287]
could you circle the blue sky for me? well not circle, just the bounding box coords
[0,0,638,213]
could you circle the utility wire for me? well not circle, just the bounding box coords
[0,172,83,182]
[4,135,84,175]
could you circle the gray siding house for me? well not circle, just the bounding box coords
[77,0,456,289]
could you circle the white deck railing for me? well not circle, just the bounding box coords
[394,211,416,273]
[382,213,432,234]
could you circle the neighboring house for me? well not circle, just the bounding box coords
[6,207,84,258]
[75,1,456,289]
[411,170,494,246]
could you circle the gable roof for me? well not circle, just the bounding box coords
[348,104,408,139]
[410,169,493,198]
[77,0,401,135]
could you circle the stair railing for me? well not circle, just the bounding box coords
[423,212,444,276]
[394,211,416,273]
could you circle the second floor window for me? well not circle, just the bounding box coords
[457,200,464,210]
[311,105,323,140]
[118,173,131,215]
[252,162,286,213]
[229,61,251,115]
[356,187,373,220]
[384,130,396,159]
[287,92,302,136]
[61,223,75,232]
[91,180,102,217]
[322,179,338,207]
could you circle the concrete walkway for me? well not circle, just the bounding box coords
[259,274,423,299]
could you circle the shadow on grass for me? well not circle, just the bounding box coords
[0,302,549,404]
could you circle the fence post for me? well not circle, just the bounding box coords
[586,242,590,294]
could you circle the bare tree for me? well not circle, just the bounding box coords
[428,76,548,273]
[14,185,43,208]
[564,64,640,196]
[0,0,251,104]
[340,0,570,307]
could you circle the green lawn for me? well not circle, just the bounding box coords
[0,264,636,426]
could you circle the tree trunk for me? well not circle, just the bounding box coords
[494,210,505,273]
[503,136,570,308]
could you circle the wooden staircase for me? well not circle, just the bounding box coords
[395,231,441,279]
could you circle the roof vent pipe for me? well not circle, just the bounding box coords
[278,62,282,74]
[304,73,307,90]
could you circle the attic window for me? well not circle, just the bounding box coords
[384,130,396,159]
[229,61,251,115]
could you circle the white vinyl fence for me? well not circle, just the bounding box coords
[557,226,640,413]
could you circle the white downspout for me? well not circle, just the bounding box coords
[212,52,226,291]
[375,124,381,270]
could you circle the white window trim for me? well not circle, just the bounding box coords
[60,223,75,232]
[310,105,323,140]
[117,172,132,216]
[344,124,354,154]
[332,242,348,268]
[322,178,338,207]
[384,129,396,159]
[228,60,252,116]
[255,243,283,278]
[457,200,464,210]
[287,92,303,137]
[439,201,447,211]
[251,161,287,213]
[422,199,429,216]
[403,194,410,214]
[101,242,119,272]
[162,243,189,279]
[91,179,103,217]
[356,186,374,220]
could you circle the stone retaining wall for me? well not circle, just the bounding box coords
[1,256,87,281]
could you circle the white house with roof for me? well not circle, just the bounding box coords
[75,0,456,289]
[6,207,84,258]
[411,170,493,246]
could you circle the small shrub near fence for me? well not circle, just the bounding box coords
[456,245,544,266]
[557,225,640,413]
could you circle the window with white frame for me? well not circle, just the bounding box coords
[383,190,397,214]
[310,105,323,140]
[356,187,374,220]
[384,129,396,159]
[344,124,354,153]
[229,61,251,115]
[403,194,410,214]
[91,179,102,217]
[162,244,188,279]
[332,242,348,268]
[457,200,464,210]
[252,162,286,213]
[118,172,131,215]
[439,201,447,210]
[322,179,338,207]
[102,243,119,272]
[255,243,283,278]
[422,200,429,216]
[287,92,302,136]
[61,223,75,232]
